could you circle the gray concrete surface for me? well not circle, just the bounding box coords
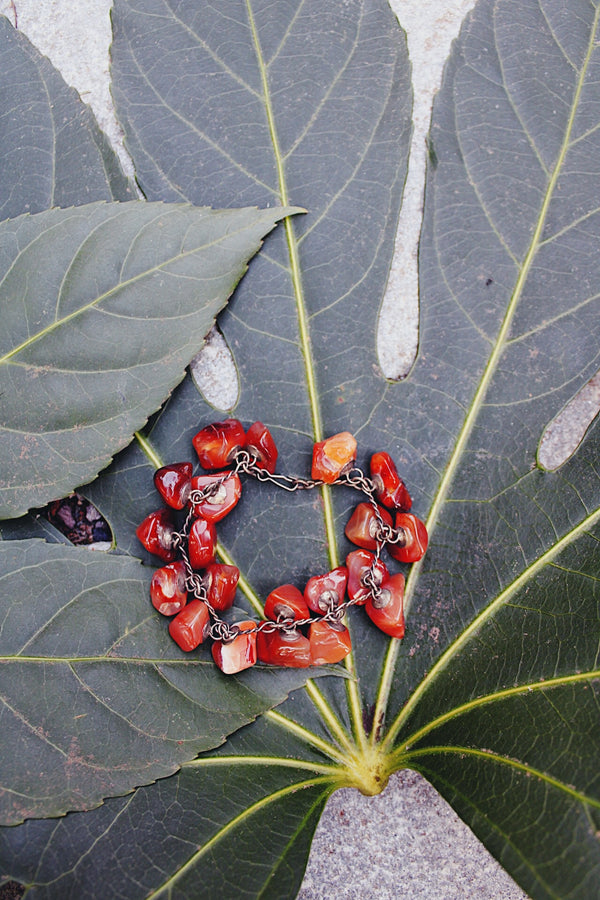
[0,1,532,897]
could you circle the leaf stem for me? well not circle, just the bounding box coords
[133,430,163,469]
[214,543,264,615]
[184,754,342,778]
[264,709,351,766]
[304,681,356,755]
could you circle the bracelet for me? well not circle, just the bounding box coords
[136,420,428,675]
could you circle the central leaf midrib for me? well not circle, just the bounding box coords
[244,3,323,444]
[382,502,600,749]
[245,1,366,745]
[391,668,600,758]
[405,745,600,811]
[370,4,600,744]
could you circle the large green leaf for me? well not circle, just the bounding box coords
[106,0,412,570]
[0,16,132,220]
[3,1,600,899]
[0,201,298,518]
[0,16,131,540]
[0,539,331,825]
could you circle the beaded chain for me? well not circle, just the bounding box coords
[136,420,428,675]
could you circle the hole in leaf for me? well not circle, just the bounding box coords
[537,369,600,470]
[190,324,239,411]
[44,494,113,548]
[0,882,25,900]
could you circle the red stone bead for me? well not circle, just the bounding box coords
[344,502,392,551]
[150,561,188,616]
[311,431,357,483]
[153,462,193,510]
[369,452,412,511]
[192,419,246,469]
[188,517,217,568]
[256,628,271,663]
[388,513,429,563]
[365,573,405,639]
[264,584,310,622]
[212,620,257,674]
[346,549,389,605]
[245,421,278,473]
[304,566,348,614]
[168,599,210,652]
[204,562,239,611]
[190,472,242,522]
[309,620,352,665]
[136,508,176,562]
[257,628,311,667]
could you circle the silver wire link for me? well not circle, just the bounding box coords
[233,449,322,492]
[335,467,377,496]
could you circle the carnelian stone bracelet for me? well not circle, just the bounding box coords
[136,420,428,675]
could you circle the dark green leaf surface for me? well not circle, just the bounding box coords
[0,724,334,900]
[0,540,330,825]
[110,0,412,451]
[380,0,600,895]
[0,17,132,220]
[3,1,600,899]
[0,201,297,518]
[107,0,412,702]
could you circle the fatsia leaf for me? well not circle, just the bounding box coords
[0,16,132,220]
[95,1,598,896]
[0,539,332,825]
[5,1,600,899]
[0,201,298,518]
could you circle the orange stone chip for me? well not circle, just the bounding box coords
[311,431,357,483]
[309,620,352,665]
[364,573,405,639]
[258,628,311,668]
[212,620,257,674]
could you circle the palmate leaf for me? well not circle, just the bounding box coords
[0,0,408,833]
[0,201,298,518]
[2,1,600,900]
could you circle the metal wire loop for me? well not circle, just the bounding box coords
[208,620,240,642]
[335,468,376,497]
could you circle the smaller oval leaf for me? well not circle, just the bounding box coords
[0,201,299,518]
[0,539,329,825]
